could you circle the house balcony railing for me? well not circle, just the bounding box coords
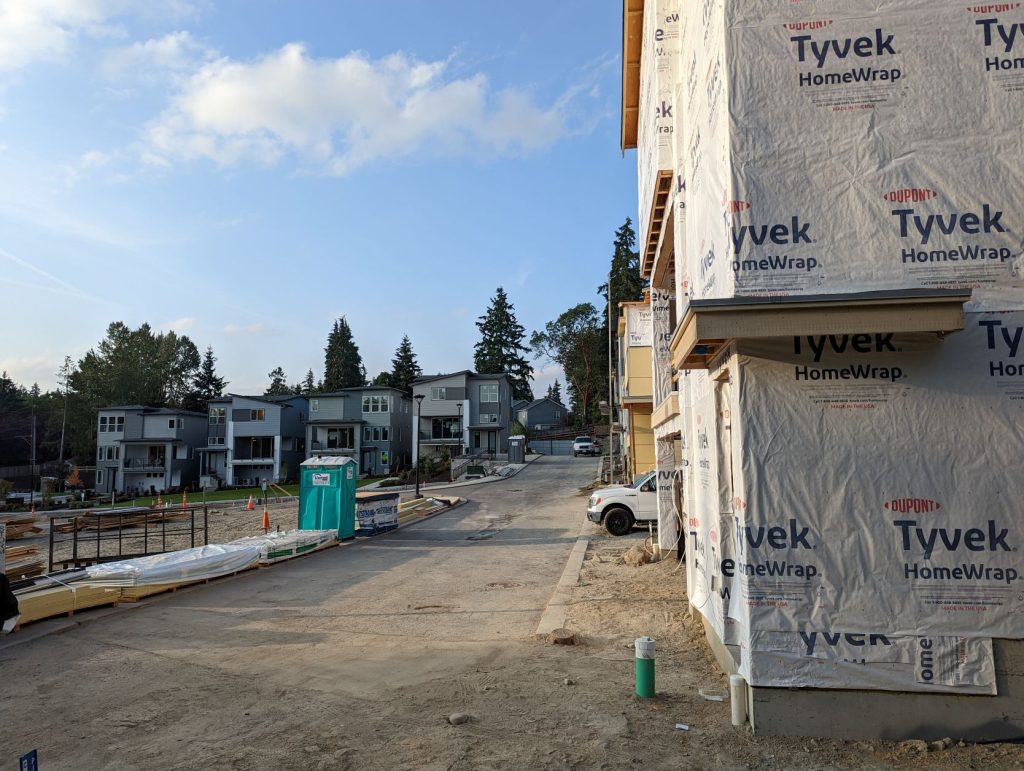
[311,441,355,454]
[122,458,167,471]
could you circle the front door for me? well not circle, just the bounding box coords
[487,431,496,454]
[361,448,373,476]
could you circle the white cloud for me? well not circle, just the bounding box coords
[0,1,119,72]
[79,149,110,168]
[165,316,195,331]
[101,30,214,83]
[141,44,571,175]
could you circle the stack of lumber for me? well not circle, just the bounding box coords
[52,510,186,533]
[4,543,46,579]
[0,514,44,540]
[397,496,460,525]
[12,582,121,628]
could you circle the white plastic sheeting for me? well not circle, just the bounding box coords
[228,529,337,564]
[83,544,262,587]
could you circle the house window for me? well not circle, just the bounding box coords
[99,416,108,432]
[430,418,461,440]
[248,437,273,458]
[554,410,561,419]
[210,437,225,446]
[311,399,319,412]
[250,409,265,421]
[372,427,381,441]
[480,384,498,403]
[380,450,389,466]
[327,427,354,450]
[168,419,175,429]
[431,387,447,400]
[363,426,372,442]
[362,395,390,413]
[209,408,225,424]
[116,416,124,431]
[97,469,104,485]
[381,427,390,441]
[479,413,499,424]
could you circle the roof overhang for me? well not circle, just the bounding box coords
[620,0,644,152]
[641,171,673,278]
[671,290,972,370]
[650,198,675,289]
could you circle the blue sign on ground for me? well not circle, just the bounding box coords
[20,749,38,771]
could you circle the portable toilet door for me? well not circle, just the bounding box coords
[298,456,357,540]
[508,435,525,464]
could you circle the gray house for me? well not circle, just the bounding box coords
[516,397,568,432]
[201,394,308,487]
[412,371,514,458]
[306,387,413,477]
[95,406,207,495]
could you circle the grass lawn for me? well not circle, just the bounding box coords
[83,478,379,510]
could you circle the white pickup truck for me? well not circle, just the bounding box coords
[586,470,658,536]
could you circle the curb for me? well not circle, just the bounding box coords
[534,515,592,638]
[361,453,544,493]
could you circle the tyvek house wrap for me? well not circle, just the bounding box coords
[682,1,1024,301]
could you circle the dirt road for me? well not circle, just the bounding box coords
[2,456,1021,769]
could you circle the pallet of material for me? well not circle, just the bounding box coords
[52,510,187,533]
[0,515,44,539]
[118,579,207,602]
[13,583,121,629]
[4,544,46,579]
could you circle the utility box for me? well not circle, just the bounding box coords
[507,435,526,464]
[298,456,357,540]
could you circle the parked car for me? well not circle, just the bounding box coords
[586,471,657,535]
[572,436,601,457]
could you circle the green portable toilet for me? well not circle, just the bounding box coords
[298,456,358,540]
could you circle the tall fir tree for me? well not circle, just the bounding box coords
[598,218,645,331]
[187,346,227,410]
[265,366,290,396]
[547,378,563,404]
[301,369,317,395]
[473,287,533,401]
[388,335,422,394]
[323,317,365,391]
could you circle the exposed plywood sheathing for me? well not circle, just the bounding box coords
[670,291,971,370]
[620,0,645,152]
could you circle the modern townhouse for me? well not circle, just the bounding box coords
[412,371,513,459]
[616,296,655,482]
[95,406,206,495]
[306,386,413,477]
[515,397,568,432]
[201,394,308,488]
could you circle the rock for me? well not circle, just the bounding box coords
[564,678,575,686]
[928,741,946,752]
[901,739,929,754]
[549,628,577,645]
[940,737,954,749]
[448,713,471,725]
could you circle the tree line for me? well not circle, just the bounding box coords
[0,218,640,470]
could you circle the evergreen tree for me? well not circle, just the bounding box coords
[187,346,227,410]
[323,317,365,391]
[388,335,422,394]
[301,369,317,395]
[598,218,645,331]
[547,379,563,404]
[371,371,392,387]
[265,366,290,396]
[473,287,533,401]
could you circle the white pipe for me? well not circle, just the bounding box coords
[730,674,748,727]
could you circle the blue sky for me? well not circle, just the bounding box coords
[0,1,637,397]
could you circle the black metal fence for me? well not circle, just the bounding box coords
[47,506,209,572]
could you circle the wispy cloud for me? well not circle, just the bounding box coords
[140,44,588,176]
[102,30,215,84]
[0,247,96,302]
[165,316,195,331]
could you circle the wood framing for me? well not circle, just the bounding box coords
[651,392,680,430]
[641,171,673,279]
[650,200,675,290]
[620,0,645,152]
[670,290,972,370]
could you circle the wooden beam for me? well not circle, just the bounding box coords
[620,0,645,152]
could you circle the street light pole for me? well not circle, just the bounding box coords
[414,394,425,498]
[456,401,463,458]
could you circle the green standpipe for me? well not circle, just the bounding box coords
[635,636,656,698]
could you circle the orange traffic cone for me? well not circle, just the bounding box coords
[262,508,270,533]
[246,495,255,511]
[157,493,163,509]
[181,491,188,511]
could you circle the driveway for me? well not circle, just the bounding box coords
[0,456,595,769]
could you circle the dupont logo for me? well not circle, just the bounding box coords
[885,498,942,514]
[784,20,833,32]
[968,4,1021,13]
[884,188,937,204]
[725,200,750,214]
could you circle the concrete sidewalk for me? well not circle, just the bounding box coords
[359,453,544,493]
